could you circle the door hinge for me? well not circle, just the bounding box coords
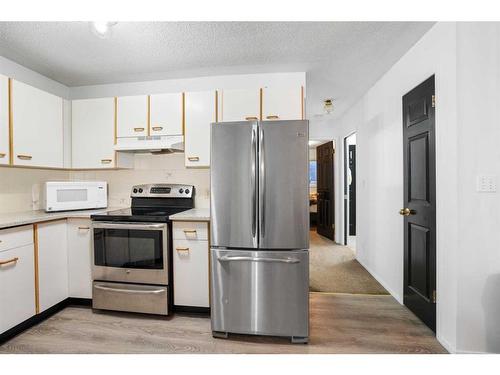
[432,290,436,303]
[431,95,436,108]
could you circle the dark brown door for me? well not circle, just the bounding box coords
[316,141,335,240]
[402,75,436,332]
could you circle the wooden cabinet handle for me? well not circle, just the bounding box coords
[0,257,19,266]
[188,156,200,162]
[183,229,197,234]
[245,116,258,121]
[152,126,163,131]
[134,127,145,132]
[266,115,279,120]
[176,247,190,252]
[101,159,113,164]
[17,154,32,160]
[0,152,6,158]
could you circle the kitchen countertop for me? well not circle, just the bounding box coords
[0,207,124,230]
[169,208,210,222]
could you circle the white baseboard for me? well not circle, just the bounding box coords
[356,256,403,304]
[436,334,456,353]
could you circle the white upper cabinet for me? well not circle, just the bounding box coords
[0,75,8,165]
[262,86,304,121]
[116,95,148,137]
[184,91,216,168]
[219,88,260,122]
[72,98,116,169]
[150,93,183,136]
[11,80,63,168]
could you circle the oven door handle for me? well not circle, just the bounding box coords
[94,284,165,295]
[92,222,167,230]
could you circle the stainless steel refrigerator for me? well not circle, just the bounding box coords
[210,120,309,343]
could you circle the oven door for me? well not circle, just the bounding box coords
[92,222,169,285]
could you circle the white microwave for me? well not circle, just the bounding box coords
[42,181,108,212]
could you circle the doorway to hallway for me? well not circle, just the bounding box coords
[343,133,357,251]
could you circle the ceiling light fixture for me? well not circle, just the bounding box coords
[323,98,334,114]
[90,22,117,39]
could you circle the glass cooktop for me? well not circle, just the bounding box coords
[91,207,190,223]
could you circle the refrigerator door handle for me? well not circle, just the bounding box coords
[259,126,265,239]
[251,125,257,245]
[217,255,300,264]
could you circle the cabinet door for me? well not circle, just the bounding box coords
[12,80,63,168]
[0,75,8,165]
[150,93,183,136]
[173,238,209,307]
[72,98,116,169]
[184,91,216,167]
[67,219,92,299]
[37,221,68,312]
[262,86,304,121]
[220,88,260,122]
[116,95,148,137]
[0,244,35,334]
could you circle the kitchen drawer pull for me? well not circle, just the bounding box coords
[134,127,145,132]
[176,247,190,252]
[188,156,200,162]
[0,257,19,266]
[152,126,163,131]
[183,229,197,234]
[94,284,165,295]
[101,159,113,164]
[245,116,258,121]
[266,115,279,120]
[78,226,90,230]
[218,256,300,264]
[17,154,33,160]
[0,152,6,158]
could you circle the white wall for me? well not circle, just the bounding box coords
[318,23,460,352]
[69,72,305,99]
[455,22,500,354]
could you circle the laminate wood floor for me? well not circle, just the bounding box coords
[0,293,446,354]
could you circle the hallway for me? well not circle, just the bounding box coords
[309,231,388,295]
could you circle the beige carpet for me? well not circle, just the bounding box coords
[309,230,389,295]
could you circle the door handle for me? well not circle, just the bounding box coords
[188,156,200,162]
[251,126,257,243]
[0,153,6,158]
[245,116,258,121]
[17,154,32,160]
[259,126,265,239]
[266,115,279,120]
[217,256,300,264]
[152,126,163,131]
[399,208,416,216]
[134,127,145,132]
[101,159,113,164]
[94,284,165,295]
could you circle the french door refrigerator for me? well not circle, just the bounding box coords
[210,120,309,343]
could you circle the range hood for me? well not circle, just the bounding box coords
[114,135,184,153]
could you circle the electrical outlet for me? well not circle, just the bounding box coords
[477,175,497,192]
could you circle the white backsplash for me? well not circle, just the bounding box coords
[69,153,210,209]
[0,153,210,214]
[0,167,70,213]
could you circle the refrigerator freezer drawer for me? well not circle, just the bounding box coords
[210,248,309,340]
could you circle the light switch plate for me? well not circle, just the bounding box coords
[477,175,497,192]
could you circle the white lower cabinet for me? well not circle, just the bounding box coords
[67,219,92,299]
[173,222,210,308]
[0,226,35,334]
[37,220,69,312]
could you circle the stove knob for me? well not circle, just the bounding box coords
[133,188,138,194]
[138,188,143,193]
[185,189,190,194]
[179,188,184,194]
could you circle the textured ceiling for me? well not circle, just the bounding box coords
[0,22,434,118]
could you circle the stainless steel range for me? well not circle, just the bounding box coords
[90,184,195,315]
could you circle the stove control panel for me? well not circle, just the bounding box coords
[131,184,195,198]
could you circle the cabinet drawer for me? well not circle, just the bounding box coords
[0,225,34,253]
[172,221,208,241]
[173,239,209,307]
[0,244,36,334]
